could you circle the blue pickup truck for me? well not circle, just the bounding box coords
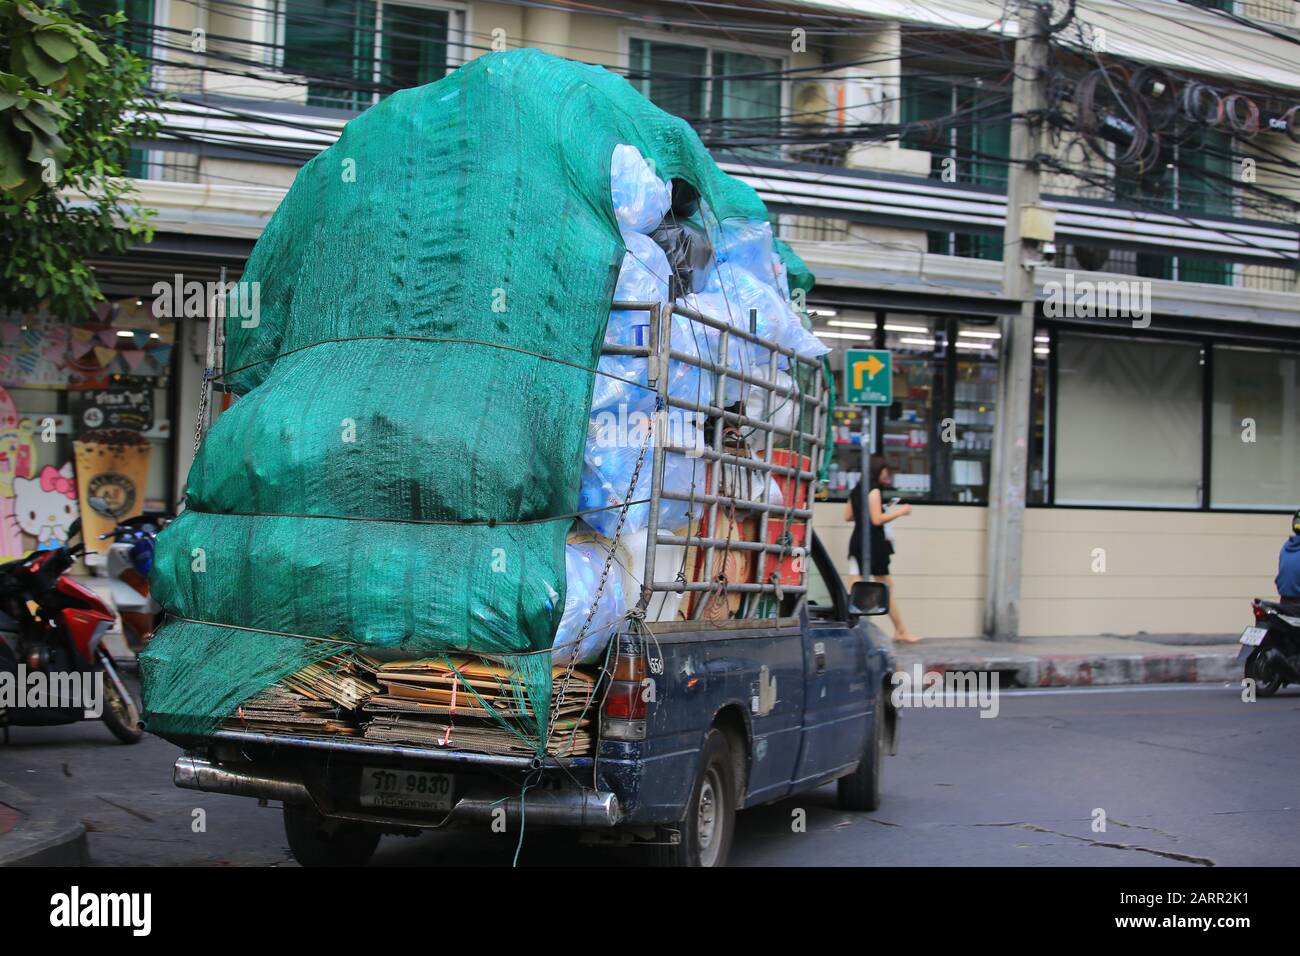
[169,301,898,867]
[172,533,896,867]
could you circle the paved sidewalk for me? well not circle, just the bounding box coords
[0,780,87,867]
[889,633,1243,687]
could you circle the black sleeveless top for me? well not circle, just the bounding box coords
[848,483,888,562]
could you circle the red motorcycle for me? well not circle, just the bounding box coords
[0,518,143,744]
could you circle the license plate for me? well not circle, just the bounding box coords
[1239,626,1268,646]
[360,767,454,812]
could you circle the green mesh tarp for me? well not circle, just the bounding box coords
[141,49,813,748]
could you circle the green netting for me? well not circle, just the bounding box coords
[141,49,813,749]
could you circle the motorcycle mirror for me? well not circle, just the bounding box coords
[68,517,81,538]
[88,495,112,516]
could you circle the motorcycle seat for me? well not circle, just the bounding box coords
[1258,599,1300,617]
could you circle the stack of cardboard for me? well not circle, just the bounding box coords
[226,685,364,737]
[223,654,381,737]
[282,656,382,708]
[362,658,599,756]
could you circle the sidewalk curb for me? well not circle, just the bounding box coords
[0,780,87,867]
[895,651,1242,688]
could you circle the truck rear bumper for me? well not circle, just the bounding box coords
[173,754,622,829]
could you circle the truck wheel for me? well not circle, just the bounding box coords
[283,804,380,867]
[838,705,883,812]
[650,728,736,867]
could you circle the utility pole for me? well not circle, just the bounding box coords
[983,0,1054,641]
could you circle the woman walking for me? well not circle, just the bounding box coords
[845,454,921,643]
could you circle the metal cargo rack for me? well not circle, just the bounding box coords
[603,301,827,619]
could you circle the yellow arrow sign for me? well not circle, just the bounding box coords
[853,354,885,390]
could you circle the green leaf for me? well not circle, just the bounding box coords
[62,54,85,90]
[8,170,41,201]
[21,120,66,167]
[0,127,28,190]
[33,29,78,64]
[71,31,108,68]
[16,100,57,136]
[15,2,55,27]
[16,37,67,86]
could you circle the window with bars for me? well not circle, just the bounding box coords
[900,76,1011,262]
[1115,127,1235,285]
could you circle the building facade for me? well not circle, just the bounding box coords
[86,0,1300,636]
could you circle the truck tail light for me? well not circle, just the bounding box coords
[601,635,648,741]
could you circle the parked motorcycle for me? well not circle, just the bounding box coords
[0,517,143,744]
[102,512,169,653]
[1238,598,1300,697]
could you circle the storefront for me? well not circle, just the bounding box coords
[817,308,1006,505]
[1029,318,1300,512]
[0,293,179,563]
[805,282,1300,639]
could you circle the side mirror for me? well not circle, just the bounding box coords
[849,580,889,618]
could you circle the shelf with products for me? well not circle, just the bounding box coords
[879,348,936,500]
[944,345,999,502]
[815,314,1004,505]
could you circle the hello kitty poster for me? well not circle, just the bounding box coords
[0,386,38,559]
[11,462,79,551]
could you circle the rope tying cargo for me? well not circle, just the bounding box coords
[213,334,659,397]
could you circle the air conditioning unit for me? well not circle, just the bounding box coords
[792,73,888,130]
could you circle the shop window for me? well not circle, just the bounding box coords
[949,323,1000,502]
[0,302,177,558]
[820,314,1000,504]
[1027,329,1052,504]
[1054,334,1203,507]
[1210,345,1300,509]
[880,316,940,499]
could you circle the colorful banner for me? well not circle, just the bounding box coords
[0,310,175,389]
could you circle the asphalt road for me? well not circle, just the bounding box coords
[2,681,1296,867]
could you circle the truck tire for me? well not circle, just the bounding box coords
[283,804,380,867]
[837,705,883,812]
[650,728,736,867]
